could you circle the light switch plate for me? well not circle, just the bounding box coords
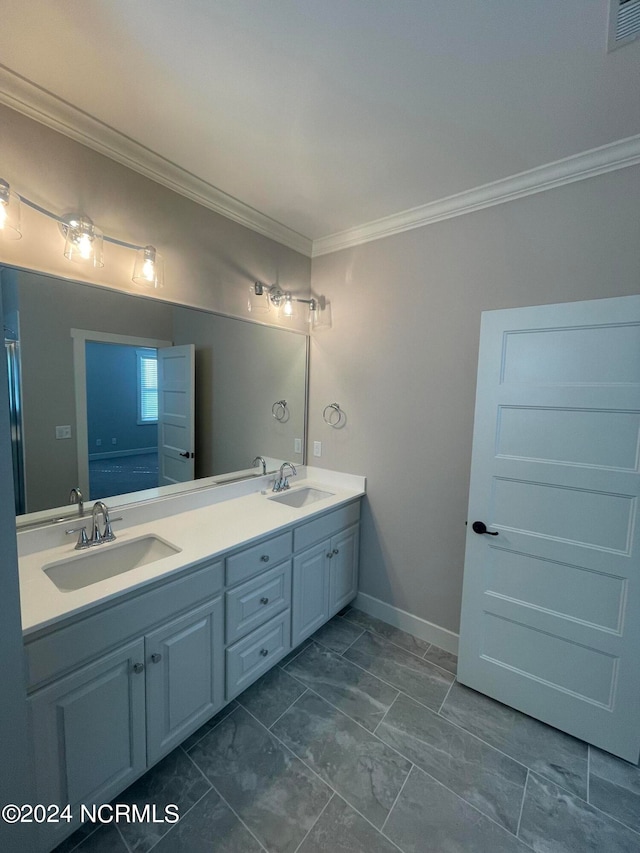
[313,441,322,457]
[294,438,302,453]
[55,425,72,440]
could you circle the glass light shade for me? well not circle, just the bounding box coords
[63,216,104,267]
[0,180,22,240]
[311,300,332,330]
[247,284,270,314]
[279,292,296,320]
[132,245,164,289]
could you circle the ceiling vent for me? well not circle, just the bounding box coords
[608,0,640,50]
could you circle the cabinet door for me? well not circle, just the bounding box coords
[329,523,360,615]
[292,541,330,646]
[145,597,223,764]
[30,639,146,847]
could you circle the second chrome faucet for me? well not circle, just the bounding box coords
[66,500,122,550]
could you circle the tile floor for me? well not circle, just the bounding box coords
[53,607,640,853]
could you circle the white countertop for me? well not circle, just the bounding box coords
[18,467,366,637]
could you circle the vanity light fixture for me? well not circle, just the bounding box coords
[251,282,319,323]
[61,215,104,268]
[0,179,22,240]
[132,245,164,289]
[1,177,164,284]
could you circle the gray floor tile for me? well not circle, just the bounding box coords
[279,638,313,667]
[151,788,263,853]
[237,665,306,728]
[298,794,400,853]
[344,631,453,711]
[310,615,364,653]
[272,691,411,828]
[423,644,458,675]
[115,747,211,853]
[180,700,238,751]
[342,608,431,655]
[52,823,101,853]
[284,642,399,731]
[187,705,331,853]
[520,772,640,853]
[589,747,640,834]
[440,682,588,798]
[384,766,531,853]
[377,692,527,833]
[62,825,128,853]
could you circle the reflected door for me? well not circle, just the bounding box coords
[158,345,195,485]
[458,295,640,762]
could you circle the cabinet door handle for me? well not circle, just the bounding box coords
[151,653,162,664]
[260,648,269,657]
[133,662,145,674]
[260,597,269,605]
[326,552,333,558]
[333,548,339,555]
[260,555,270,562]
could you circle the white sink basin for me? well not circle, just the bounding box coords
[44,535,181,592]
[269,487,334,508]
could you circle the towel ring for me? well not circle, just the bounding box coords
[272,400,288,421]
[323,402,343,427]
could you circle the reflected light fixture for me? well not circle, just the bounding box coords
[61,215,104,267]
[0,178,22,239]
[132,244,164,289]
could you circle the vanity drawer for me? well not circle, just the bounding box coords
[294,501,361,552]
[226,561,291,644]
[226,609,290,700]
[226,531,292,587]
[25,560,223,690]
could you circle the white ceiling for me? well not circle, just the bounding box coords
[1,0,639,251]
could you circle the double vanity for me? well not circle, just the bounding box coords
[17,467,365,852]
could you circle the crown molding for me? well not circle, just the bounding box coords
[3,65,639,262]
[0,65,313,257]
[311,134,640,257]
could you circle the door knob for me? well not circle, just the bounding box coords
[472,521,499,536]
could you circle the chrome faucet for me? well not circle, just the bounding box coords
[272,462,297,492]
[69,487,84,516]
[65,500,121,549]
[252,456,267,475]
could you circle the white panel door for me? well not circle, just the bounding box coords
[158,344,195,485]
[459,295,640,762]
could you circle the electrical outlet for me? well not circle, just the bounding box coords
[294,438,302,454]
[112,438,117,445]
[55,425,72,440]
[96,438,102,446]
[313,440,322,457]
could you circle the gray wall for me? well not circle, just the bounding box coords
[308,165,640,635]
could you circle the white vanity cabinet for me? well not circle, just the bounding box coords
[24,492,362,852]
[292,502,360,646]
[26,560,224,851]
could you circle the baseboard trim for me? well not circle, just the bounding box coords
[88,447,157,462]
[353,591,459,655]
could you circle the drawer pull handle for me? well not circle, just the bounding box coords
[260,555,270,563]
[260,597,269,605]
[133,662,145,674]
[260,648,269,657]
[151,653,162,664]
[333,549,340,555]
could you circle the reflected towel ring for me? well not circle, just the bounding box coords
[272,400,288,421]
[322,402,343,427]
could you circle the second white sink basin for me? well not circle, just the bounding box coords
[44,535,181,592]
[269,487,334,508]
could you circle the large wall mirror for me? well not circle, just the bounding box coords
[1,266,308,525]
